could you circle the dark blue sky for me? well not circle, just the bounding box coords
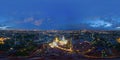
[0,0,120,30]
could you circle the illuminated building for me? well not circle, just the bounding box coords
[0,37,10,44]
[49,36,73,52]
[117,38,120,43]
[59,36,68,45]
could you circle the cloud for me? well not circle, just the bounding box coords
[16,17,34,23]
[82,17,113,28]
[0,25,11,30]
[116,27,120,29]
[89,20,112,28]
[23,17,34,23]
[33,19,43,26]
[15,17,43,26]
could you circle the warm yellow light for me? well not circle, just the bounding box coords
[0,37,9,44]
[49,43,54,48]
[49,41,58,48]
[49,36,73,52]
[0,41,4,44]
[53,42,58,47]
[55,37,59,42]
[57,46,73,52]
[59,40,68,46]
[117,38,120,43]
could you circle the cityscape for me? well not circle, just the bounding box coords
[0,0,120,60]
[0,30,120,60]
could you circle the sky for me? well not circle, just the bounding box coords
[0,0,120,30]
